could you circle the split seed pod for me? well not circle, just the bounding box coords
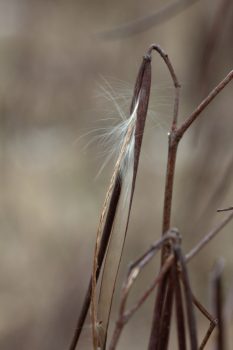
[92,50,153,350]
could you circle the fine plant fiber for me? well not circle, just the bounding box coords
[77,78,173,179]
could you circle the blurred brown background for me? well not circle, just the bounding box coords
[0,0,233,349]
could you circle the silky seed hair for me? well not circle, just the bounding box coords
[88,77,173,181]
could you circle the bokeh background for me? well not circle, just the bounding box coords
[0,0,233,349]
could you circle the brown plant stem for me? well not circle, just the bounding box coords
[217,206,233,212]
[109,211,233,349]
[174,244,198,350]
[173,264,187,350]
[149,68,233,348]
[157,274,174,350]
[176,70,233,140]
[148,272,170,350]
[199,321,217,350]
[212,259,225,350]
[108,257,172,350]
[147,44,181,258]
[162,139,178,258]
[192,295,217,350]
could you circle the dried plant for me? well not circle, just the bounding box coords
[69,42,233,350]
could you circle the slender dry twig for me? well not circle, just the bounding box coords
[109,211,233,349]
[212,259,226,350]
[148,45,180,241]
[108,230,177,350]
[148,44,180,350]
[217,206,233,212]
[160,68,233,264]
[149,66,233,349]
[173,263,187,350]
[199,321,217,350]
[192,295,217,350]
[174,244,198,350]
[157,274,174,350]
[176,70,233,140]
[148,269,170,350]
[151,232,180,350]
[99,0,200,40]
[126,230,177,279]
[108,256,173,350]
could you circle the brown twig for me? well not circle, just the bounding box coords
[217,206,233,212]
[173,263,187,350]
[212,258,226,350]
[159,69,233,264]
[109,60,233,349]
[147,45,181,241]
[199,321,217,350]
[109,211,233,349]
[108,231,177,350]
[108,256,173,350]
[174,244,198,350]
[192,295,217,350]
[157,274,174,350]
[148,272,170,350]
[159,68,233,265]
[148,43,180,350]
[176,70,233,140]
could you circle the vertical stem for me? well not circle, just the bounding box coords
[157,275,174,350]
[148,272,169,350]
[173,264,186,350]
[212,259,225,350]
[161,135,178,262]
